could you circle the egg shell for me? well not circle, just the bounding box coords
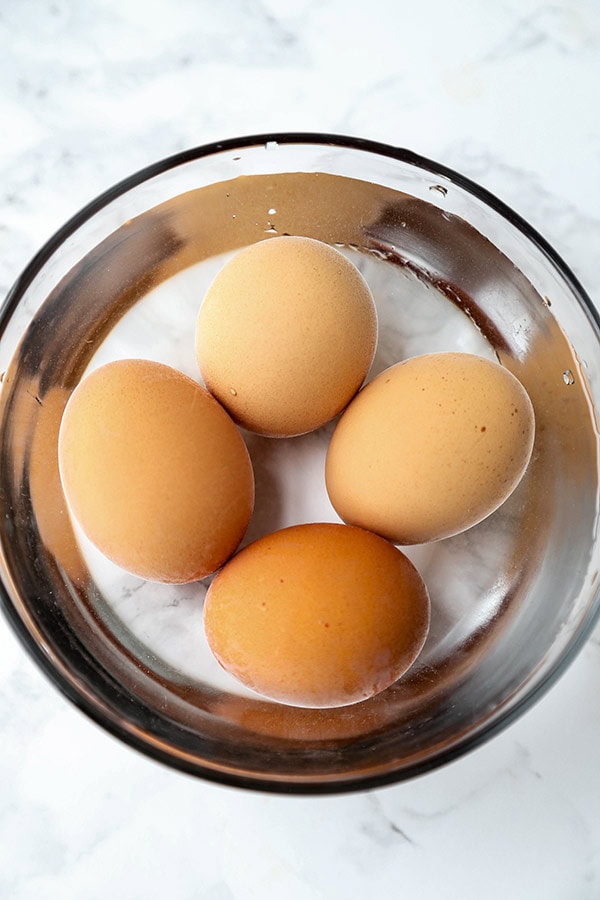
[325,352,535,544]
[195,235,377,437]
[203,523,430,708]
[58,359,254,583]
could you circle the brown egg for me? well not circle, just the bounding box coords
[326,352,535,544]
[58,359,254,583]
[195,236,377,437]
[204,523,430,708]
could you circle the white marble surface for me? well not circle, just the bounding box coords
[1,1,600,897]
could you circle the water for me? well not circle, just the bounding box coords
[80,247,503,695]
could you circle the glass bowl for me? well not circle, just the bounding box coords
[1,133,599,794]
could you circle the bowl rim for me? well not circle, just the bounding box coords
[1,131,599,794]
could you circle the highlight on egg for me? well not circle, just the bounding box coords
[203,523,430,708]
[195,235,378,437]
[325,352,535,545]
[58,358,255,583]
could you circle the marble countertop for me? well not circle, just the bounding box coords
[1,1,600,897]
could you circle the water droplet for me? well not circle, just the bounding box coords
[334,242,345,248]
[563,369,575,385]
[264,224,278,233]
[232,156,241,161]
[543,295,552,307]
[230,387,238,396]
[429,184,448,197]
[268,208,277,216]
[232,214,237,219]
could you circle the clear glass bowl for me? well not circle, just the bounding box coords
[1,134,599,793]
